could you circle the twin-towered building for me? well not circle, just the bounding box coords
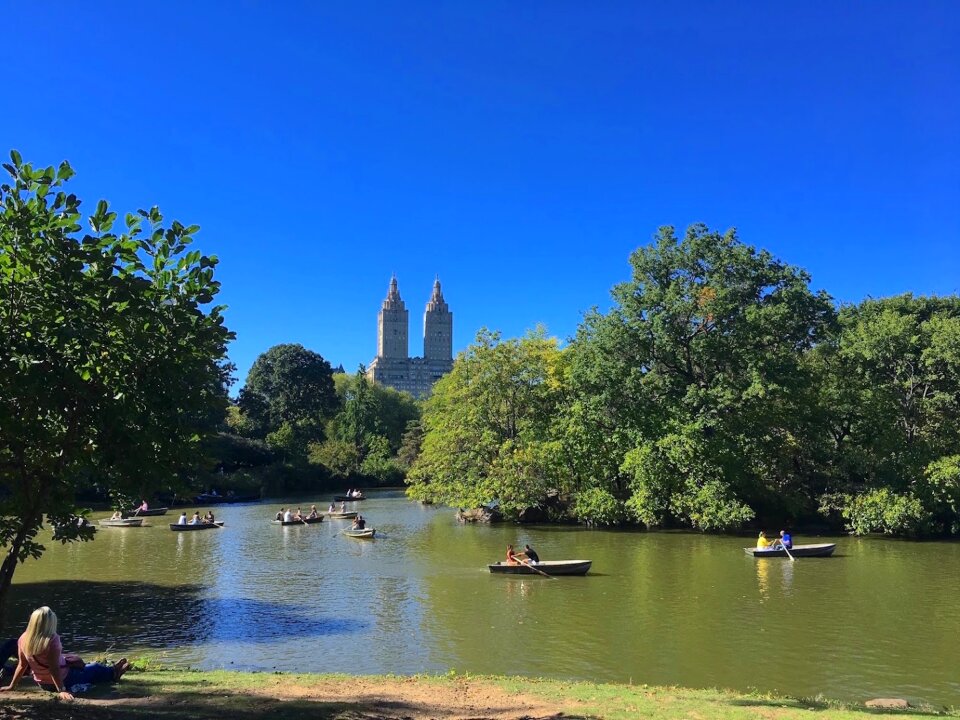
[366,276,453,397]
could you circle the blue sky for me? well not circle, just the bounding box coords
[3,2,958,385]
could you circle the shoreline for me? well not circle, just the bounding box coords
[0,669,954,719]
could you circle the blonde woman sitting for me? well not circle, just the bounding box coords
[0,606,130,700]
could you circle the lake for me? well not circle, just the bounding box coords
[7,490,960,706]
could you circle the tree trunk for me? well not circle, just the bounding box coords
[0,514,39,634]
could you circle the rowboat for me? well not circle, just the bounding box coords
[327,511,358,519]
[743,543,836,558]
[333,495,365,502]
[123,507,168,517]
[169,521,225,531]
[98,518,144,528]
[272,517,324,526]
[488,560,592,576]
[194,493,259,504]
[343,528,375,539]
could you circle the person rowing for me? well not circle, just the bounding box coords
[776,530,793,550]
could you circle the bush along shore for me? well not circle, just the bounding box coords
[0,669,955,720]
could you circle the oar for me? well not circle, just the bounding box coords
[520,559,556,580]
[780,543,796,562]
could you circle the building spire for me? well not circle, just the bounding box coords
[386,274,402,304]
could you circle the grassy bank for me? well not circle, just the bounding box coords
[0,669,954,720]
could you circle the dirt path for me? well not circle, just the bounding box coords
[0,675,581,720]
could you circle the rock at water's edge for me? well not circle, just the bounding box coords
[865,698,910,709]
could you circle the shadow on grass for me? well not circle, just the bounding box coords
[4,580,368,655]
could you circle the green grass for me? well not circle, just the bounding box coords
[2,668,956,720]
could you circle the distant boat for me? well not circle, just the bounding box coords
[272,517,324,526]
[333,495,365,502]
[488,560,592,576]
[194,493,259,505]
[169,521,225,531]
[743,543,836,558]
[343,528,375,539]
[327,511,358,519]
[98,518,144,528]
[123,507,168,517]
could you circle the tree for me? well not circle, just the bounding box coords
[238,343,339,444]
[568,224,835,529]
[407,328,570,519]
[0,151,232,624]
[815,295,960,535]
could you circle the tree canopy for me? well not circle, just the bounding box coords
[0,151,233,624]
[407,225,960,537]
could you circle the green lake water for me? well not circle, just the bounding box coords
[7,490,960,705]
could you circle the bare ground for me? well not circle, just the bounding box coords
[0,674,583,720]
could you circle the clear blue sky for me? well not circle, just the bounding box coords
[4,2,958,385]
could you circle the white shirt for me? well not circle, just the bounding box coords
[283,511,293,522]
[177,514,187,525]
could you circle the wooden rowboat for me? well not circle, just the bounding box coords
[343,528,375,539]
[98,518,144,528]
[123,507,168,517]
[488,560,592,576]
[743,543,836,558]
[327,511,358,519]
[272,517,324,526]
[169,521,225,531]
[333,495,365,502]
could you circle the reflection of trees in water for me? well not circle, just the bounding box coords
[4,580,367,655]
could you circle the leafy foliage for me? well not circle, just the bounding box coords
[407,328,569,518]
[0,150,232,622]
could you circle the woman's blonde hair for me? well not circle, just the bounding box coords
[22,606,58,658]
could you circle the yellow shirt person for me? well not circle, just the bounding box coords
[756,532,774,548]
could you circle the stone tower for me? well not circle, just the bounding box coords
[377,275,408,359]
[368,276,454,398]
[423,278,453,361]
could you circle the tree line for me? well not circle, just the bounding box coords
[406,225,960,537]
[218,344,420,492]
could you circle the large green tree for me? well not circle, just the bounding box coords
[407,328,570,518]
[0,151,232,624]
[237,343,339,453]
[569,224,835,529]
[816,295,960,535]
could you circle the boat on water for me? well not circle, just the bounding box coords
[333,495,365,502]
[327,511,358,519]
[744,543,836,558]
[343,528,375,539]
[123,507,168,517]
[169,521,225,531]
[488,560,592,576]
[98,518,144,528]
[194,493,259,505]
[272,517,324,526]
